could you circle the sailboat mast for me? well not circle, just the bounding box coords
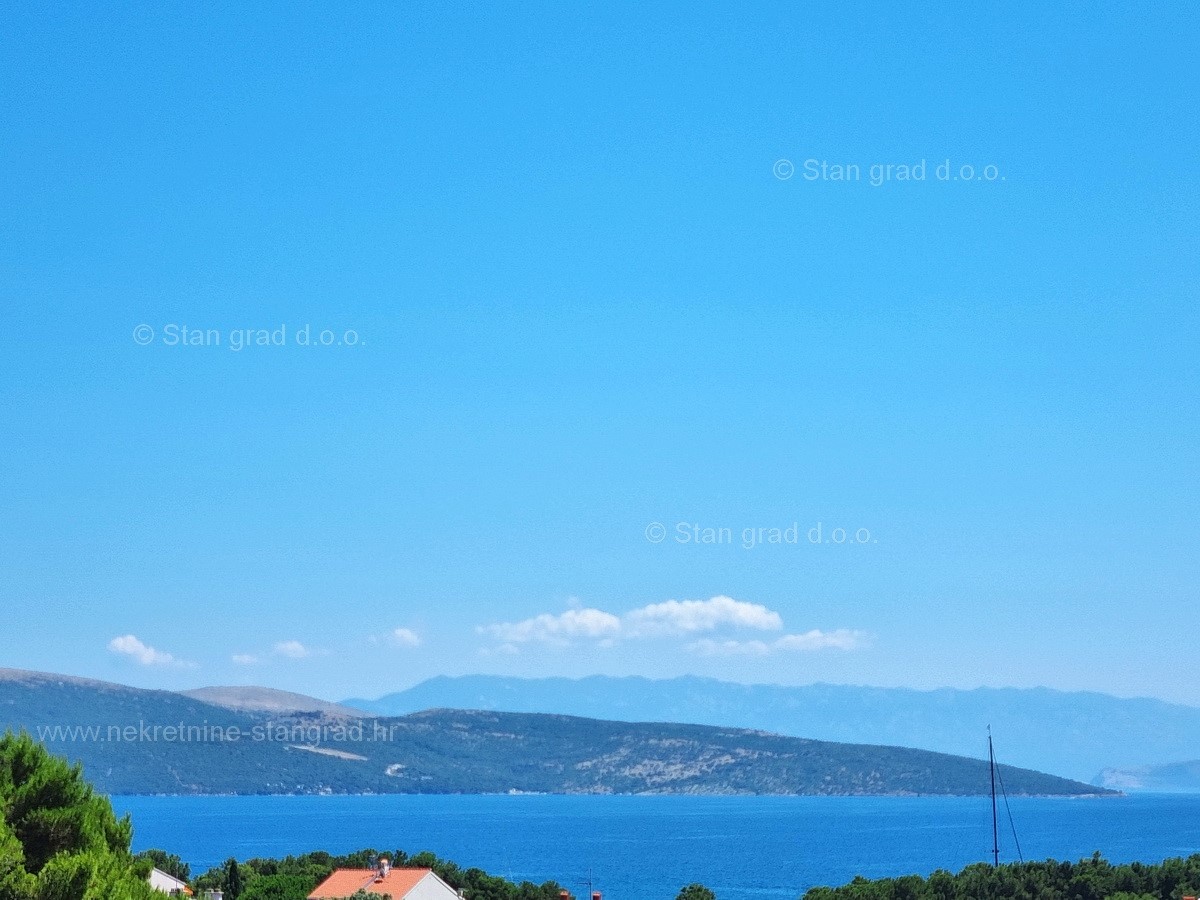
[988,729,1000,866]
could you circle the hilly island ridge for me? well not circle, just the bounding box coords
[0,667,1112,798]
[342,673,1200,784]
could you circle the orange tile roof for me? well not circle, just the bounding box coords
[308,867,434,899]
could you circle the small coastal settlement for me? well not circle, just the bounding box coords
[150,860,603,900]
[307,861,462,899]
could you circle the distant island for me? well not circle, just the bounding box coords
[342,673,1200,783]
[0,668,1113,797]
[1095,759,1200,793]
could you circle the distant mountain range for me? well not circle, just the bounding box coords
[181,686,360,717]
[343,674,1200,783]
[0,667,1110,797]
[1095,760,1200,793]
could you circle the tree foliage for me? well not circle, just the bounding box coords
[0,731,156,900]
[804,853,1200,900]
[224,857,245,899]
[239,874,320,900]
[676,884,716,900]
[194,847,563,900]
[135,848,190,882]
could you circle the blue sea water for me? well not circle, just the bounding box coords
[114,794,1200,900]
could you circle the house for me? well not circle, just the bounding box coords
[148,867,194,896]
[308,860,461,900]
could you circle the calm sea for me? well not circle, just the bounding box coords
[114,794,1200,900]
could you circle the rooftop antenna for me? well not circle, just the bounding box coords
[578,868,594,898]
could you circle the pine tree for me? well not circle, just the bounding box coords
[0,731,157,900]
[225,857,245,900]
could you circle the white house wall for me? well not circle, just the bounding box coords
[406,871,461,900]
[149,868,189,894]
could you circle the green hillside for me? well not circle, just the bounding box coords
[0,669,1115,797]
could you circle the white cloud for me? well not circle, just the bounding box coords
[273,640,311,659]
[479,597,775,646]
[231,654,259,666]
[624,595,783,636]
[774,629,868,651]
[108,635,195,669]
[390,628,422,648]
[479,642,521,658]
[687,638,774,657]
[688,629,870,656]
[478,596,861,657]
[480,608,622,646]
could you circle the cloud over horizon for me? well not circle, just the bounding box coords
[625,596,783,636]
[273,640,312,659]
[390,628,422,648]
[107,634,195,669]
[688,629,870,656]
[479,596,866,656]
[481,607,622,646]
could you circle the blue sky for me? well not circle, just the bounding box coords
[1,2,1197,703]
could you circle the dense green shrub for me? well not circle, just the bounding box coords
[804,853,1200,900]
[194,847,563,900]
[0,731,156,900]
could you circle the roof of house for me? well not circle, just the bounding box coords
[149,867,194,895]
[308,867,434,899]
